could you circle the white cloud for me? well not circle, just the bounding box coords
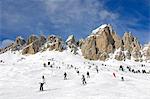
[0,39,14,48]
[99,10,119,20]
[43,0,119,26]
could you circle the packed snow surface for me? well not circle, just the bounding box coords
[0,50,150,99]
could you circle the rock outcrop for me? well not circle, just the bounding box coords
[131,47,142,61]
[22,34,65,54]
[122,32,142,61]
[81,36,98,60]
[66,35,78,54]
[15,36,26,46]
[81,24,115,60]
[123,32,141,52]
[66,35,76,45]
[142,43,150,61]
[111,32,123,50]
[11,36,26,51]
[39,35,46,46]
[46,35,64,52]
[114,49,125,61]
[125,50,131,60]
[77,39,84,48]
[22,35,40,54]
[81,24,143,61]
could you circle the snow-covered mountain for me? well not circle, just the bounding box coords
[0,24,150,99]
[0,24,149,63]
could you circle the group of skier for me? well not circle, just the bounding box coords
[39,70,92,91]
[39,61,127,91]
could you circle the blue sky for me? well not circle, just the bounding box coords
[0,0,150,48]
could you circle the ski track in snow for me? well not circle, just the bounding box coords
[0,50,150,99]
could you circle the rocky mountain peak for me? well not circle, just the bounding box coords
[81,24,144,61]
[66,35,76,44]
[15,36,26,46]
[91,24,113,35]
[27,35,39,44]
[123,32,141,52]
[0,24,149,62]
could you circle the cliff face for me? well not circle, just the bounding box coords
[22,35,65,54]
[81,24,144,61]
[81,24,115,60]
[22,35,40,54]
[47,35,64,52]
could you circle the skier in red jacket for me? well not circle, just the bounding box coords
[113,72,116,78]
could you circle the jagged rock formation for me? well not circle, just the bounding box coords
[114,49,125,61]
[123,32,141,51]
[0,37,26,53]
[39,35,47,46]
[142,43,150,61]
[0,24,149,62]
[77,39,84,48]
[111,32,123,49]
[11,36,26,51]
[0,43,14,54]
[81,36,98,60]
[125,50,131,60]
[66,35,76,45]
[132,47,142,61]
[122,33,141,61]
[21,35,65,54]
[66,35,78,54]
[22,35,40,54]
[81,24,143,61]
[46,35,64,52]
[15,36,26,46]
[81,24,116,60]
[94,25,115,53]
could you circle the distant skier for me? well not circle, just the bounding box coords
[50,65,53,68]
[87,71,90,78]
[113,72,116,78]
[142,70,146,73]
[64,72,67,80]
[119,65,124,71]
[82,75,87,85]
[43,63,46,67]
[39,75,45,91]
[48,62,50,65]
[121,77,124,81]
[96,66,99,73]
[76,70,80,75]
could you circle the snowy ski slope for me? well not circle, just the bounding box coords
[0,50,150,99]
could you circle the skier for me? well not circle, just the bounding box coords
[96,66,99,73]
[113,72,116,78]
[43,63,46,67]
[39,75,45,91]
[121,77,124,81]
[64,72,67,80]
[87,71,90,78]
[76,70,80,75]
[82,75,87,85]
[119,65,124,71]
[50,65,53,68]
[48,62,50,65]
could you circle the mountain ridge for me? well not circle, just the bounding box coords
[0,24,150,62]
